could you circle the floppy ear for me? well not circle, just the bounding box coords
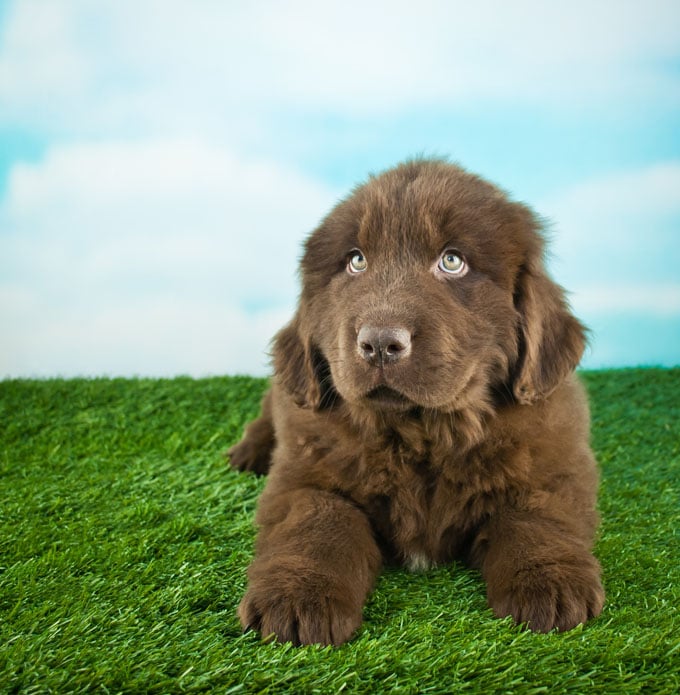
[512,262,586,405]
[271,317,323,409]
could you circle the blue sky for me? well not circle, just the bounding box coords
[1,0,679,377]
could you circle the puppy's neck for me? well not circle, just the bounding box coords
[343,400,492,461]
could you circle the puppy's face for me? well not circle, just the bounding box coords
[276,160,585,413]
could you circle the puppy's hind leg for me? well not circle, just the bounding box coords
[227,390,275,475]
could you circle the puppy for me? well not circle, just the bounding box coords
[229,158,604,646]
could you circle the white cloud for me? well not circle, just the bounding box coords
[0,2,90,104]
[542,162,680,223]
[0,140,337,377]
[538,162,680,303]
[1,138,336,293]
[570,284,680,317]
[0,285,291,378]
[1,0,678,136]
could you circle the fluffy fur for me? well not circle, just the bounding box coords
[229,159,604,646]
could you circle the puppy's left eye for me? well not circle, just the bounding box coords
[438,250,468,276]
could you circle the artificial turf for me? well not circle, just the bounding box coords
[1,369,678,694]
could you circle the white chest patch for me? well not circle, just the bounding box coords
[405,552,434,573]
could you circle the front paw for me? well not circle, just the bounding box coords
[487,557,605,632]
[238,574,362,646]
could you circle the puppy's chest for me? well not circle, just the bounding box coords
[351,446,511,569]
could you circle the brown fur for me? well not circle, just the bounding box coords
[228,159,604,645]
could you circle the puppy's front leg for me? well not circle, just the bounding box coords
[473,511,604,633]
[239,487,382,646]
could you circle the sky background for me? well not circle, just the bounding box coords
[1,0,679,378]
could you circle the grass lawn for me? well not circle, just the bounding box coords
[1,369,679,693]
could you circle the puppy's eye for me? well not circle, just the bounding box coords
[438,250,467,276]
[347,250,368,274]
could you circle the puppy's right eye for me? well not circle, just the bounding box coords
[347,250,368,274]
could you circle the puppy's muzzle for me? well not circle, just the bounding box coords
[357,325,412,367]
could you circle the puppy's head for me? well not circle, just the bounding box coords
[274,159,585,413]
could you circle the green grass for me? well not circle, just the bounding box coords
[1,369,678,694]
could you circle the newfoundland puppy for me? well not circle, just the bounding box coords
[229,158,604,645]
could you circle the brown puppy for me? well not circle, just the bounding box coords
[229,159,604,646]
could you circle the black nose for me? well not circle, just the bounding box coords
[357,325,412,366]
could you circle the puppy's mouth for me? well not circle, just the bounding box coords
[365,385,414,411]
